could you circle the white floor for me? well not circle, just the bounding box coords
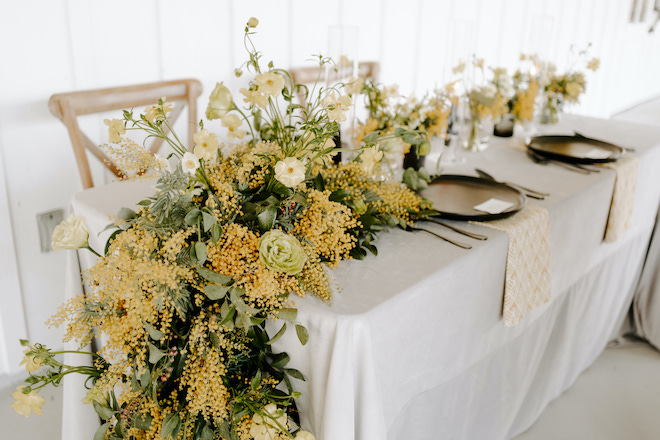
[1,342,659,440]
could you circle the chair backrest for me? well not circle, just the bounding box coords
[290,62,379,109]
[49,78,203,189]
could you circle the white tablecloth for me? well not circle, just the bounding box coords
[62,115,660,440]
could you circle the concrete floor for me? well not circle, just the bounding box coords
[2,342,659,440]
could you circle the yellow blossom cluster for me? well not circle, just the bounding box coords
[208,141,282,190]
[293,189,359,266]
[103,137,162,180]
[320,162,424,223]
[512,80,539,122]
[181,314,231,420]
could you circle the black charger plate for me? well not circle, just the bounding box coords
[423,175,526,221]
[527,135,624,164]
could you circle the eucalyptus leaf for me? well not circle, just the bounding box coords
[195,242,207,263]
[133,413,153,431]
[211,224,222,244]
[140,368,151,388]
[266,322,287,345]
[144,322,165,340]
[295,324,309,345]
[230,288,260,315]
[219,305,236,327]
[196,266,232,285]
[93,422,112,440]
[161,413,181,440]
[201,425,215,440]
[93,400,115,421]
[329,189,350,202]
[235,310,251,330]
[285,368,305,381]
[257,205,277,231]
[148,343,166,364]
[250,370,262,390]
[204,284,230,300]
[184,208,201,225]
[273,308,297,322]
[202,211,216,232]
[104,229,122,256]
[271,352,290,368]
[117,207,137,222]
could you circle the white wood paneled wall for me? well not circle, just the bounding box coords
[0,0,658,375]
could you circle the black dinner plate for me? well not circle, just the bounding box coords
[422,175,526,220]
[527,135,624,164]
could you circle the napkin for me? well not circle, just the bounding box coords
[472,204,552,326]
[601,154,638,243]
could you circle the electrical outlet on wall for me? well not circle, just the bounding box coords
[37,209,65,253]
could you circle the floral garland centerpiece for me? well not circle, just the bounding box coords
[12,18,435,440]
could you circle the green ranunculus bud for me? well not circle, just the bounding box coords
[257,230,307,275]
[418,140,431,156]
[353,198,367,215]
[205,82,233,120]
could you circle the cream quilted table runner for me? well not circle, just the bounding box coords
[601,154,638,243]
[473,204,552,326]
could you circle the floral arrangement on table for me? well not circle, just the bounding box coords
[507,68,540,125]
[355,78,450,172]
[12,18,435,440]
[521,47,600,124]
[450,57,511,151]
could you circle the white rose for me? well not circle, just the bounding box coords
[295,430,316,440]
[274,157,306,187]
[181,152,200,175]
[51,213,89,252]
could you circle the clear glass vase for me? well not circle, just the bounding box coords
[462,116,491,152]
[540,94,563,124]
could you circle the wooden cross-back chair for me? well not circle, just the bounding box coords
[49,78,203,189]
[290,61,379,109]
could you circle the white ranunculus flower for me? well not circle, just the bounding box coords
[206,82,234,120]
[103,118,125,143]
[274,157,306,187]
[295,430,316,440]
[221,114,247,140]
[144,97,173,123]
[11,386,45,418]
[51,213,89,252]
[19,348,43,373]
[484,83,497,98]
[359,145,384,174]
[255,71,285,97]
[247,17,259,28]
[192,129,219,161]
[154,154,172,173]
[565,82,581,99]
[240,87,268,108]
[181,152,200,175]
[249,403,288,440]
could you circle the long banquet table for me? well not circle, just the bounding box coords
[62,114,660,440]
